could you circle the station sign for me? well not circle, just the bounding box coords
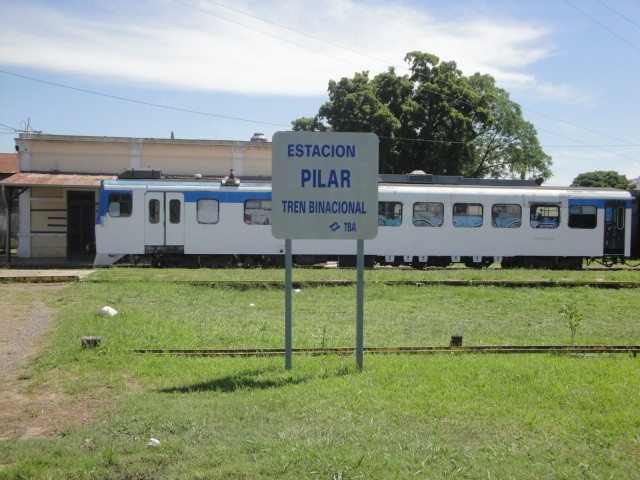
[271,131,379,240]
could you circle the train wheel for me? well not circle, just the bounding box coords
[337,255,375,268]
[463,257,492,269]
[218,255,236,268]
[410,258,425,270]
[556,257,583,270]
[338,255,356,268]
[242,256,258,268]
[151,257,165,268]
[426,256,452,268]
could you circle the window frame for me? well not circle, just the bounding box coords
[197,199,220,225]
[148,198,160,224]
[452,203,483,228]
[568,205,597,229]
[491,204,522,229]
[530,204,560,229]
[412,202,444,227]
[107,192,132,217]
[169,198,181,224]
[378,201,403,227]
[244,199,272,225]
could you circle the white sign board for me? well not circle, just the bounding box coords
[271,131,379,240]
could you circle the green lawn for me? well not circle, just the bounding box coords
[1,268,639,479]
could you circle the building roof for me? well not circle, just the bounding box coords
[0,153,19,174]
[16,133,272,147]
[0,172,115,188]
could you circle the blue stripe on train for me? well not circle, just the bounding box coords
[182,191,271,203]
[568,198,632,208]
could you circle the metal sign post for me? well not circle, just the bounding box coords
[284,239,292,370]
[356,238,365,370]
[271,131,378,371]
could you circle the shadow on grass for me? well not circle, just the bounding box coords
[159,368,310,393]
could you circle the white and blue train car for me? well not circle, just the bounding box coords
[95,178,280,268]
[370,184,635,268]
[94,172,638,269]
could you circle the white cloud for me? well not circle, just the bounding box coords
[0,0,565,97]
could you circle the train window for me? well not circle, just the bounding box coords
[244,200,272,225]
[569,205,597,229]
[413,202,444,227]
[107,193,132,217]
[491,204,521,228]
[530,205,559,228]
[169,199,181,224]
[378,202,402,226]
[197,199,219,224]
[616,206,625,229]
[148,199,160,224]
[453,203,483,228]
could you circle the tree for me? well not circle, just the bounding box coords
[467,73,551,180]
[571,171,634,190]
[291,116,328,132]
[292,51,552,180]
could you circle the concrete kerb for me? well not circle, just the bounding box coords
[0,269,95,282]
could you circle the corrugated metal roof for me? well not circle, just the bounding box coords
[0,172,115,187]
[0,153,19,174]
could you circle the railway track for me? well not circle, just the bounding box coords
[185,279,640,288]
[133,345,639,357]
[104,278,638,289]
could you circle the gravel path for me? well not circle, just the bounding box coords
[0,283,82,439]
[0,284,64,376]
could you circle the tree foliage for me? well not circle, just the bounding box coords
[571,171,634,190]
[292,52,552,180]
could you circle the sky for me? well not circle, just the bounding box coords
[0,0,639,186]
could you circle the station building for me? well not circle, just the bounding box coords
[0,133,272,260]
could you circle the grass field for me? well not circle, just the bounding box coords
[1,268,639,479]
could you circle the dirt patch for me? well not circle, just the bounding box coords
[0,284,63,374]
[0,283,107,440]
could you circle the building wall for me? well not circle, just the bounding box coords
[16,134,273,177]
[25,140,130,173]
[30,187,66,257]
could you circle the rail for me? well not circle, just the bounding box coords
[133,345,639,357]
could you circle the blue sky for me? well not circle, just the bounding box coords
[0,0,638,186]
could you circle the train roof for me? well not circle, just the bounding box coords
[104,169,634,198]
[378,173,540,187]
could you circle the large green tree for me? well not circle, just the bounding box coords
[571,171,634,189]
[292,52,552,180]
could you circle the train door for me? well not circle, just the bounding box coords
[603,200,625,256]
[144,192,185,249]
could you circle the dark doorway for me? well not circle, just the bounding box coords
[603,200,625,256]
[67,191,96,255]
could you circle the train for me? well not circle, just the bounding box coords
[93,169,640,269]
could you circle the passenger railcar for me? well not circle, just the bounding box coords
[94,171,639,269]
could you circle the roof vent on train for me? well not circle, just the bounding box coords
[221,169,240,186]
[117,169,162,180]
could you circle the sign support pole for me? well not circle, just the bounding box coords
[356,239,364,370]
[285,238,293,370]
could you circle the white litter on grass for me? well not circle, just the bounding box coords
[148,438,161,447]
[294,289,301,293]
[99,306,118,316]
[249,303,255,307]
